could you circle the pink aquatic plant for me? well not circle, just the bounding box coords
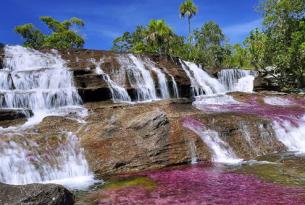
[97,165,305,204]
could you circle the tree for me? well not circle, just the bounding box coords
[15,16,85,49]
[244,29,269,70]
[179,0,198,37]
[257,0,305,89]
[193,21,229,68]
[145,20,174,55]
[227,44,252,69]
[112,20,179,55]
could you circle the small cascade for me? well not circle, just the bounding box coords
[117,55,157,101]
[183,118,242,164]
[180,60,225,96]
[0,132,95,189]
[0,45,85,127]
[272,118,305,153]
[0,46,94,189]
[218,69,256,93]
[144,58,170,99]
[189,140,198,164]
[170,75,180,98]
[94,59,131,103]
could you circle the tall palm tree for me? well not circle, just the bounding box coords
[179,0,198,36]
[146,19,173,54]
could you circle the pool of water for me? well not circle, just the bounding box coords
[78,163,305,204]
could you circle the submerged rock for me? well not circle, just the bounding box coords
[0,183,74,205]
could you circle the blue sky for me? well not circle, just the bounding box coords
[0,0,262,50]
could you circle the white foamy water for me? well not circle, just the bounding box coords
[170,75,180,98]
[144,58,170,99]
[0,45,86,128]
[218,69,256,93]
[273,119,305,153]
[183,121,242,164]
[264,96,294,106]
[0,46,94,189]
[194,94,240,106]
[180,60,225,96]
[117,55,157,101]
[0,132,95,189]
[94,59,131,103]
[189,140,198,164]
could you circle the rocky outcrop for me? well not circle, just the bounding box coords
[254,74,281,91]
[78,100,211,177]
[55,49,192,102]
[0,183,74,205]
[0,109,32,128]
[74,94,286,177]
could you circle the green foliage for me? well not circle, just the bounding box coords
[226,44,252,69]
[112,19,178,55]
[192,21,230,68]
[15,24,45,48]
[249,0,305,89]
[112,20,242,69]
[15,16,85,49]
[244,29,269,70]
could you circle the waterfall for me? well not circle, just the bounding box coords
[218,69,256,93]
[180,60,225,96]
[170,75,180,98]
[0,132,95,189]
[94,59,131,103]
[116,55,157,101]
[144,58,170,99]
[183,118,242,164]
[0,46,94,189]
[189,140,198,164]
[272,117,305,153]
[0,45,86,127]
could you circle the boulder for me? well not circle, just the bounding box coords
[0,183,74,205]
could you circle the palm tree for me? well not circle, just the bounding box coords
[179,0,198,36]
[146,19,173,54]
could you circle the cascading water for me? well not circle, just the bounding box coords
[0,45,86,128]
[94,59,131,103]
[117,54,157,101]
[180,60,225,96]
[183,118,242,164]
[0,132,95,189]
[0,45,94,189]
[144,58,170,99]
[218,69,256,93]
[170,75,180,98]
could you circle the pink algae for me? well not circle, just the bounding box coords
[194,95,305,125]
[97,165,305,205]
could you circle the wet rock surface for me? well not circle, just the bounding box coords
[0,183,74,205]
